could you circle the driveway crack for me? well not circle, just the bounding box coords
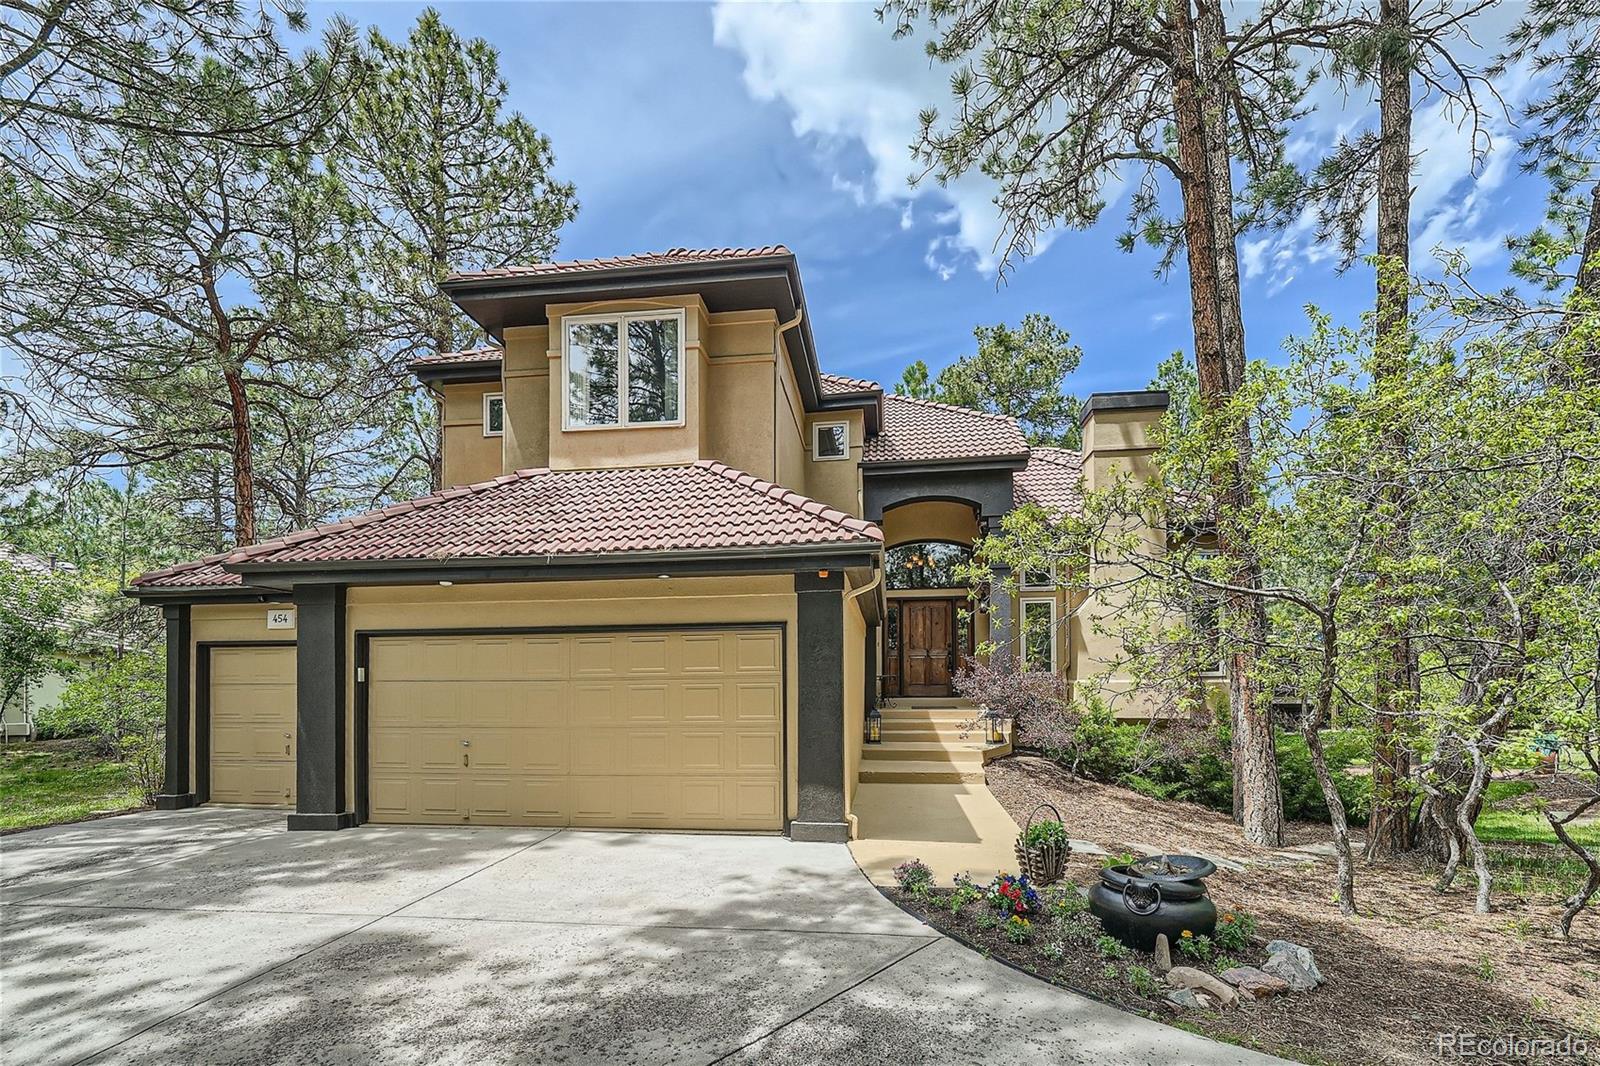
[703,935,940,1064]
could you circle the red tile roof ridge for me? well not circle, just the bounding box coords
[446,247,793,282]
[409,346,504,366]
[1028,446,1083,466]
[693,460,883,541]
[884,391,1021,425]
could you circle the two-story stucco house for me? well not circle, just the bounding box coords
[130,246,1167,843]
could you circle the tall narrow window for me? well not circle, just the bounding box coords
[1021,598,1057,673]
[483,393,505,437]
[564,311,683,429]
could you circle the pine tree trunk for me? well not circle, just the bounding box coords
[1180,0,1284,846]
[222,366,257,547]
[1366,0,1416,858]
[1577,182,1600,301]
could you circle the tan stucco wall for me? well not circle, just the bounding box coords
[343,578,803,820]
[441,382,504,487]
[502,325,550,472]
[803,408,865,517]
[705,310,780,481]
[880,500,980,548]
[774,331,806,492]
[1072,405,1166,717]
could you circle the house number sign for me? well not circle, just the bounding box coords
[266,607,297,630]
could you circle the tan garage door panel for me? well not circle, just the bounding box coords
[210,645,296,806]
[367,629,782,830]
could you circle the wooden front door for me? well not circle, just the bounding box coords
[902,600,953,697]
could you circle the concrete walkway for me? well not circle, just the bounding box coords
[1,808,1286,1065]
[850,781,1022,886]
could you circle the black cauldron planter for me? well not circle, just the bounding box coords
[1088,854,1218,951]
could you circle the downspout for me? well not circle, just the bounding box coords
[775,308,803,482]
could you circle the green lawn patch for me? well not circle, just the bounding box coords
[0,740,147,832]
[1475,779,1599,899]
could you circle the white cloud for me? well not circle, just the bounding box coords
[711,0,1013,276]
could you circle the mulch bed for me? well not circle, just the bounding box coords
[927,755,1600,1065]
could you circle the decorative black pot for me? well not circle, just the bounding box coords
[1087,854,1218,952]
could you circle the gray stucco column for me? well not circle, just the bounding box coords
[987,563,1015,662]
[287,585,355,830]
[155,604,195,810]
[793,570,848,843]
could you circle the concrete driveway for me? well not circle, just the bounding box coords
[1,809,1283,1065]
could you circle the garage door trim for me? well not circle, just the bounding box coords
[353,622,789,827]
[195,640,296,805]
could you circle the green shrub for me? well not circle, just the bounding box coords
[1021,818,1070,850]
[1096,934,1131,960]
[1276,731,1372,823]
[1213,909,1257,953]
[948,874,983,914]
[892,859,933,893]
[1176,931,1214,962]
[1126,964,1160,997]
[39,652,165,803]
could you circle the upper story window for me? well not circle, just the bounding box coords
[813,421,848,461]
[484,393,505,437]
[564,310,683,429]
[1022,561,1055,590]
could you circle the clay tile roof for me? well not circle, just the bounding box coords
[408,346,504,370]
[862,394,1030,466]
[818,372,881,396]
[131,463,880,588]
[126,552,243,590]
[445,247,792,284]
[1013,446,1085,514]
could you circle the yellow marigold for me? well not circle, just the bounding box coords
[1222,914,1236,923]
[1181,930,1194,938]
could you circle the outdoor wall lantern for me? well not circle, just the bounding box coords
[865,707,883,744]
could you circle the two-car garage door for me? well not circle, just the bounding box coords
[365,628,785,831]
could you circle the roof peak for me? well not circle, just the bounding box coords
[884,391,1018,425]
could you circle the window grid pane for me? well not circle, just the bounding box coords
[486,397,504,434]
[1022,601,1054,672]
[567,320,620,426]
[626,316,680,424]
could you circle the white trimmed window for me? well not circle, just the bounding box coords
[1021,597,1057,673]
[1193,549,1225,676]
[813,421,848,461]
[483,393,505,437]
[564,310,684,429]
[1022,561,1055,590]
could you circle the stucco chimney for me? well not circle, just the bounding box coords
[1078,390,1170,493]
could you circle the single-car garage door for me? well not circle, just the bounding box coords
[366,628,784,830]
[209,645,296,805]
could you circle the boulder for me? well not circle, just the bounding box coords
[1263,939,1324,991]
[1219,966,1291,1000]
[1165,965,1239,1008]
[1165,988,1210,1010]
[1153,933,1173,975]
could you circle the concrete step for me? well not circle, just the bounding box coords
[879,723,985,742]
[858,761,987,785]
[861,741,985,764]
[880,697,979,710]
[877,709,981,724]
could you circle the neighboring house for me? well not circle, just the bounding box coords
[1,545,105,739]
[129,246,1167,841]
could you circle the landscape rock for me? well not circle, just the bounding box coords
[1262,939,1324,991]
[1165,965,1239,1008]
[1219,966,1291,1000]
[1165,988,1210,1010]
[1153,933,1172,975]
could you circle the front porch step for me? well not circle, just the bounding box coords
[858,761,988,784]
[880,721,985,741]
[862,741,986,764]
[877,709,981,725]
[880,697,979,710]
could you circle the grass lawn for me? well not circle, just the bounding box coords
[0,739,148,833]
[1475,778,1600,899]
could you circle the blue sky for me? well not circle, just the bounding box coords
[313,0,1549,396]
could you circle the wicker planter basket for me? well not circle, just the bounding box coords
[1014,802,1072,886]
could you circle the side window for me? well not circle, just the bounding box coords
[1021,598,1057,673]
[813,421,848,461]
[484,393,505,437]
